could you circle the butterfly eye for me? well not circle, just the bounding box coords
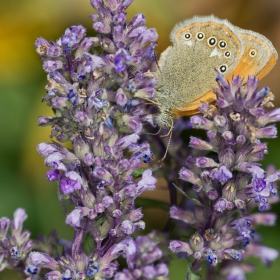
[219,40,227,49]
[196,32,205,41]
[224,51,231,58]
[184,32,192,40]
[249,49,257,57]
[208,37,217,47]
[219,64,228,73]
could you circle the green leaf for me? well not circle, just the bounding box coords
[132,168,146,179]
[186,267,201,280]
[172,183,207,208]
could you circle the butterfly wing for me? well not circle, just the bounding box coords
[159,15,242,116]
[173,90,216,117]
[228,28,278,81]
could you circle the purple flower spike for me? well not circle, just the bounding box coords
[11,1,171,280]
[172,72,280,277]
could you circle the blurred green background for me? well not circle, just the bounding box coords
[1,0,280,279]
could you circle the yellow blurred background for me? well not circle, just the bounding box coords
[1,0,280,279]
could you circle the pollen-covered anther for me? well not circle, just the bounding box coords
[246,125,257,142]
[93,69,103,79]
[78,89,87,98]
[229,112,240,122]
[203,104,218,118]
[203,229,215,242]
[190,232,204,252]
[261,91,275,107]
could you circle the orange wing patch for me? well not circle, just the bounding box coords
[173,91,216,117]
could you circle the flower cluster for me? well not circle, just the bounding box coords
[29,0,167,279]
[29,238,135,279]
[0,209,34,276]
[115,232,168,280]
[169,73,279,278]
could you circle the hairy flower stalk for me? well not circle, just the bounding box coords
[29,0,168,279]
[169,73,279,279]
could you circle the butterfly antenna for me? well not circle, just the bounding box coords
[158,123,173,162]
[160,124,173,138]
[137,96,161,106]
[158,128,173,162]
[144,127,161,135]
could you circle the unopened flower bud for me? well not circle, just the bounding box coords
[169,240,193,254]
[73,136,91,160]
[190,232,204,252]
[0,217,10,239]
[222,180,236,201]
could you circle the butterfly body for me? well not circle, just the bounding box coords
[154,15,278,130]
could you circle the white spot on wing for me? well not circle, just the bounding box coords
[184,40,193,46]
[210,47,222,58]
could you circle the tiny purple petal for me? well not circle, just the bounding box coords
[155,263,169,277]
[114,49,131,73]
[46,169,60,181]
[121,220,135,234]
[102,196,114,208]
[29,252,59,270]
[0,217,10,239]
[189,136,213,150]
[191,115,215,130]
[214,198,227,212]
[215,165,233,184]
[66,208,82,227]
[137,169,156,193]
[169,240,193,254]
[92,167,113,181]
[84,153,95,166]
[116,88,128,106]
[13,208,27,232]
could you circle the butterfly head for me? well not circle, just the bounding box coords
[155,110,174,129]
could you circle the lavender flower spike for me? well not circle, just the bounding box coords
[170,73,280,279]
[29,0,168,279]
